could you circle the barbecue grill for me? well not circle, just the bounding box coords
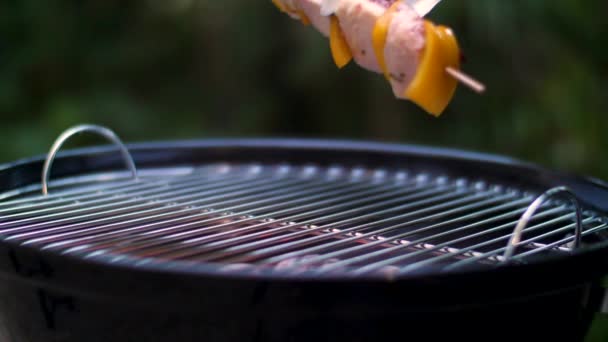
[0,124,606,341]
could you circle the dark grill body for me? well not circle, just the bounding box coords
[0,133,606,341]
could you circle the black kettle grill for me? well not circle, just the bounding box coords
[0,125,606,341]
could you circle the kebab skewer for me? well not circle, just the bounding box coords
[271,0,485,116]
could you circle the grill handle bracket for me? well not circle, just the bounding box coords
[503,186,583,261]
[42,124,138,196]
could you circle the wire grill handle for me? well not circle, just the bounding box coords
[503,186,582,261]
[42,124,137,196]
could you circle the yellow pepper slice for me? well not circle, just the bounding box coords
[405,20,460,117]
[271,0,310,26]
[329,15,352,69]
[372,1,401,80]
[271,0,287,12]
[297,9,311,26]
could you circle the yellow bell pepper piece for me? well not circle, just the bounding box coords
[271,0,310,26]
[298,9,311,26]
[271,0,287,12]
[372,1,401,80]
[329,15,353,69]
[405,20,460,117]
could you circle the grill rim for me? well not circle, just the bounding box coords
[0,138,607,284]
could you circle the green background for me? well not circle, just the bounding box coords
[0,1,607,340]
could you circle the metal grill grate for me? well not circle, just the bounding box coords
[1,162,607,276]
[0,125,606,277]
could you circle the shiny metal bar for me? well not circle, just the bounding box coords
[280,193,531,272]
[427,213,590,272]
[41,124,138,196]
[38,176,372,249]
[0,169,273,222]
[0,164,236,213]
[322,202,565,274]
[0,164,285,211]
[1,159,606,275]
[0,166,217,205]
[0,169,265,219]
[2,175,305,237]
[167,185,476,262]
[99,177,435,258]
[220,188,486,264]
[503,186,582,260]
[139,181,457,260]
[514,222,608,259]
[13,174,349,243]
[501,219,590,259]
[0,164,237,207]
[0,178,145,208]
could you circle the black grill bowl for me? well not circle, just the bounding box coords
[0,138,606,342]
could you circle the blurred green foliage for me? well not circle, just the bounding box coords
[1,0,607,180]
[0,0,607,339]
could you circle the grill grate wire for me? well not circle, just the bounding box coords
[1,163,606,276]
[0,124,606,277]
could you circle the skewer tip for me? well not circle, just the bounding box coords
[445,67,486,94]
